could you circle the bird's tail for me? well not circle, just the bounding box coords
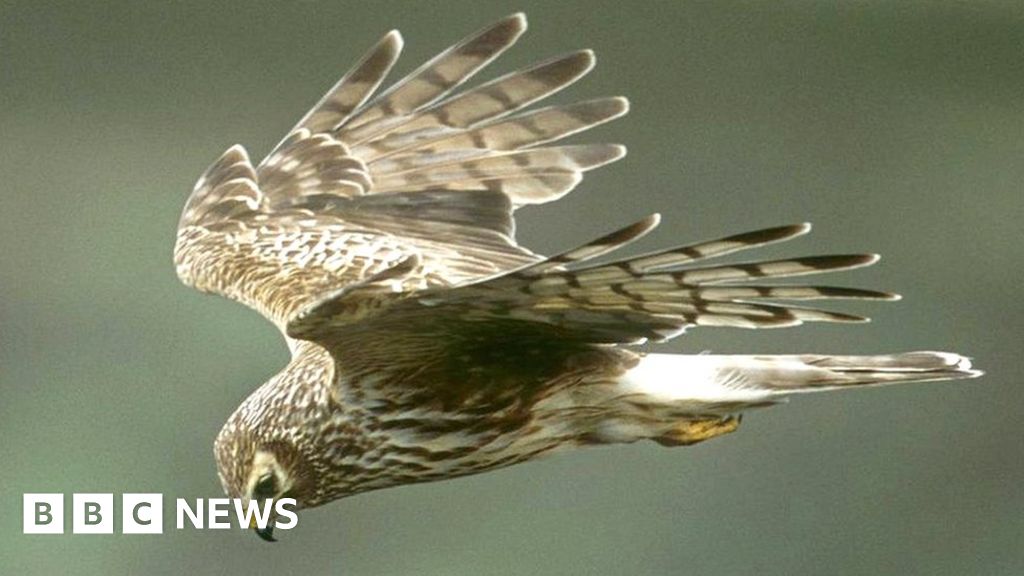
[607,351,981,446]
[620,351,980,404]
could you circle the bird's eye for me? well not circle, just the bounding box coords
[253,473,277,500]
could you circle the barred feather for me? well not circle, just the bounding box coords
[340,50,596,148]
[468,218,898,339]
[283,31,403,139]
[363,97,629,165]
[528,214,662,274]
[176,13,630,326]
[289,216,900,345]
[180,145,260,227]
[372,144,625,192]
[341,14,528,135]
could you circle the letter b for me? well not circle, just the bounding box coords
[84,502,102,525]
[73,494,113,534]
[23,494,63,534]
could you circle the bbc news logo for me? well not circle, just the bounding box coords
[23,493,297,534]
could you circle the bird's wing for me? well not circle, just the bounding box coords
[286,215,897,384]
[174,14,627,328]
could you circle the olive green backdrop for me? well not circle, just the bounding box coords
[2,1,1021,574]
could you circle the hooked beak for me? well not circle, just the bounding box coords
[250,516,276,542]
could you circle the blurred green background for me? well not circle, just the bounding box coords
[2,1,1022,574]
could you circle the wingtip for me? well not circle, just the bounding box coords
[778,222,812,238]
[777,222,812,240]
[568,49,597,73]
[487,13,528,44]
[383,29,404,51]
[224,144,250,162]
[613,96,631,115]
[841,253,882,270]
[737,223,812,245]
[622,213,662,239]
[507,12,528,31]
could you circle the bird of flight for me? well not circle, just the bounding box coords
[173,13,980,541]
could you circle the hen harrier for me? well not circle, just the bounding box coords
[174,14,980,541]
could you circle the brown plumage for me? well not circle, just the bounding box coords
[173,14,980,541]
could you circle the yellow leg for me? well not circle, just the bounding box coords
[652,415,741,447]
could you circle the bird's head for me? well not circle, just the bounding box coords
[213,414,318,542]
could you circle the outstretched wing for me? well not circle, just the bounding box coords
[286,216,897,384]
[174,14,628,328]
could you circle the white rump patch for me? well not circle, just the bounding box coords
[618,354,774,404]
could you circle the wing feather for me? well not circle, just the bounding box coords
[340,13,527,133]
[178,145,260,227]
[175,14,626,328]
[362,97,629,165]
[288,217,896,347]
[339,50,596,148]
[176,15,892,352]
[370,144,625,193]
[280,31,403,140]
